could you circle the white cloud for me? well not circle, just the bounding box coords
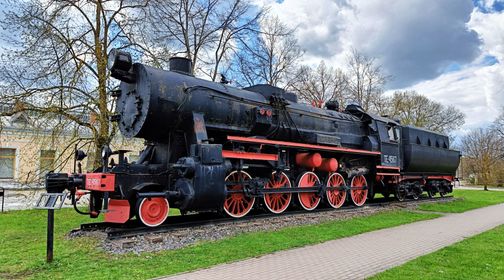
[469,9,504,61]
[395,8,504,137]
[262,0,480,88]
[397,62,504,131]
[259,0,504,138]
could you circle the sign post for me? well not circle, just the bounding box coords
[47,209,54,262]
[35,193,67,263]
[0,188,4,212]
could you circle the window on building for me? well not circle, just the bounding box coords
[0,148,16,179]
[40,150,56,178]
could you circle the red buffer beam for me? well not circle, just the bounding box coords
[227,136,381,156]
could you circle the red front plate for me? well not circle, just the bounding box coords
[85,173,115,192]
[105,199,130,223]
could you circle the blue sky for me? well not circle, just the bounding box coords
[258,0,504,137]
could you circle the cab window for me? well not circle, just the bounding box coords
[387,126,400,142]
[394,127,401,141]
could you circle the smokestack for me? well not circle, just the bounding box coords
[169,57,193,75]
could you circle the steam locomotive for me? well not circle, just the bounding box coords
[45,49,460,227]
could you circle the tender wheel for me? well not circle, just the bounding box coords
[350,175,368,206]
[395,186,407,202]
[412,191,419,200]
[297,172,321,211]
[136,197,170,227]
[326,173,346,209]
[383,192,391,200]
[264,172,292,214]
[223,171,255,218]
[427,189,435,198]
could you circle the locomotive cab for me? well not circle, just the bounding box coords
[376,121,401,168]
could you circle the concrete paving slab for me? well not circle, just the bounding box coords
[160,203,504,280]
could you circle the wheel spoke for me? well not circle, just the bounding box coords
[224,171,255,218]
[297,172,321,211]
[326,173,346,209]
[350,175,367,207]
[264,172,291,214]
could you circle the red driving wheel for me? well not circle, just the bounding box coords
[350,175,368,206]
[297,172,321,211]
[326,173,346,208]
[264,172,292,214]
[223,171,255,218]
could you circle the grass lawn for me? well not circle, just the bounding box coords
[418,189,504,213]
[0,208,439,280]
[371,224,504,280]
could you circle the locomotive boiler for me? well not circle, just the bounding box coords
[44,49,460,227]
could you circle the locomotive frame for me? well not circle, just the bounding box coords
[44,49,459,227]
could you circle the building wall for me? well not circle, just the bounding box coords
[0,126,143,189]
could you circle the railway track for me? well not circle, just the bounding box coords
[75,196,454,240]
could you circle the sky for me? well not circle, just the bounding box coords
[1,0,502,139]
[257,0,504,137]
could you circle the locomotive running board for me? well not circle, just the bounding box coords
[227,136,381,156]
[222,150,278,161]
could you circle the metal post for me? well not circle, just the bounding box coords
[46,209,54,263]
[0,188,4,212]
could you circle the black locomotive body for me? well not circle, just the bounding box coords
[45,50,460,226]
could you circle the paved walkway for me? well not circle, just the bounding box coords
[160,203,504,280]
[456,186,504,191]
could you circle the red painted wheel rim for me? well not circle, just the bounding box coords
[297,172,321,211]
[224,171,255,218]
[264,172,292,214]
[138,197,169,227]
[350,175,368,206]
[326,173,346,208]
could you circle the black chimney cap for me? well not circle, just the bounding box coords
[169,57,193,75]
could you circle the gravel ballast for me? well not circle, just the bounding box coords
[69,198,454,255]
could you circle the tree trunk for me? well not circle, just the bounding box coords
[484,184,488,191]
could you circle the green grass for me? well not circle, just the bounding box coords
[371,224,504,280]
[418,189,504,213]
[0,208,438,280]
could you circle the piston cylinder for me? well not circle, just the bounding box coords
[317,158,338,172]
[296,153,322,168]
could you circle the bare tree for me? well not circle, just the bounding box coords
[0,0,147,170]
[461,128,504,190]
[494,108,504,139]
[288,61,348,108]
[232,15,303,87]
[384,90,465,134]
[345,49,387,112]
[135,0,262,80]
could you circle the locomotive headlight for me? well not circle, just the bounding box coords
[101,145,112,160]
[107,48,133,73]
